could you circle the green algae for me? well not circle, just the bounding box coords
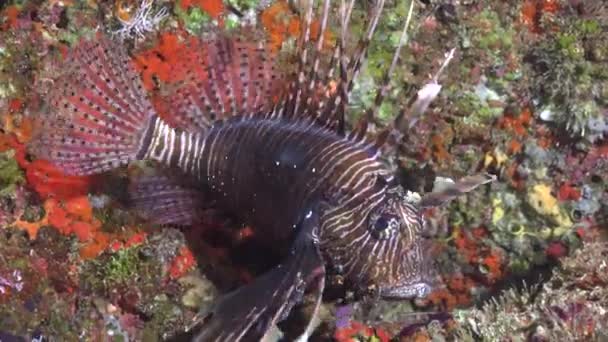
[226,0,260,13]
[56,22,96,47]
[81,245,157,292]
[0,42,30,100]
[174,0,263,34]
[445,6,522,132]
[141,294,186,341]
[0,150,24,196]
[20,204,45,223]
[453,89,504,127]
[470,9,514,52]
[178,273,217,310]
[175,3,211,36]
[457,6,518,67]
[94,205,141,234]
[58,2,102,44]
[103,247,142,284]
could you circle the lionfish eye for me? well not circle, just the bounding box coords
[374,216,389,231]
[370,214,400,239]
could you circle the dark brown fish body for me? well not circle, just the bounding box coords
[144,116,387,246]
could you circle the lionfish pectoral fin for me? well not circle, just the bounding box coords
[291,274,325,341]
[192,206,325,342]
[31,34,158,176]
[129,172,206,226]
[419,173,496,208]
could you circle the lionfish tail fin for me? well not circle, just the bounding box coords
[31,34,157,175]
[161,35,287,134]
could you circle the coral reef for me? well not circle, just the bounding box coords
[454,241,608,341]
[527,2,607,139]
[357,240,608,341]
[0,0,606,340]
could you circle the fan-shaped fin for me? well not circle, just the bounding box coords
[160,34,288,134]
[30,33,158,175]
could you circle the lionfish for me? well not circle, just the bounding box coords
[31,0,494,340]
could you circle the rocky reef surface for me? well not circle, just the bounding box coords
[0,0,606,340]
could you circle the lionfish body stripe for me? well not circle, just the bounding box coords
[140,117,383,241]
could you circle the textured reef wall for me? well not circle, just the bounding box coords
[0,0,606,341]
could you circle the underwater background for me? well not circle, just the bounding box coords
[0,0,606,340]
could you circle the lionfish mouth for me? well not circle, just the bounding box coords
[379,281,433,299]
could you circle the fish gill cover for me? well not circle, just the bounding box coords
[0,0,606,341]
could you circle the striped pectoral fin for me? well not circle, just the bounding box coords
[419,173,497,208]
[192,205,326,342]
[129,172,206,226]
[31,34,157,176]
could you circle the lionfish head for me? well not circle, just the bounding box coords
[320,184,435,299]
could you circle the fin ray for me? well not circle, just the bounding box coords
[129,173,206,226]
[32,34,156,175]
[161,36,287,134]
